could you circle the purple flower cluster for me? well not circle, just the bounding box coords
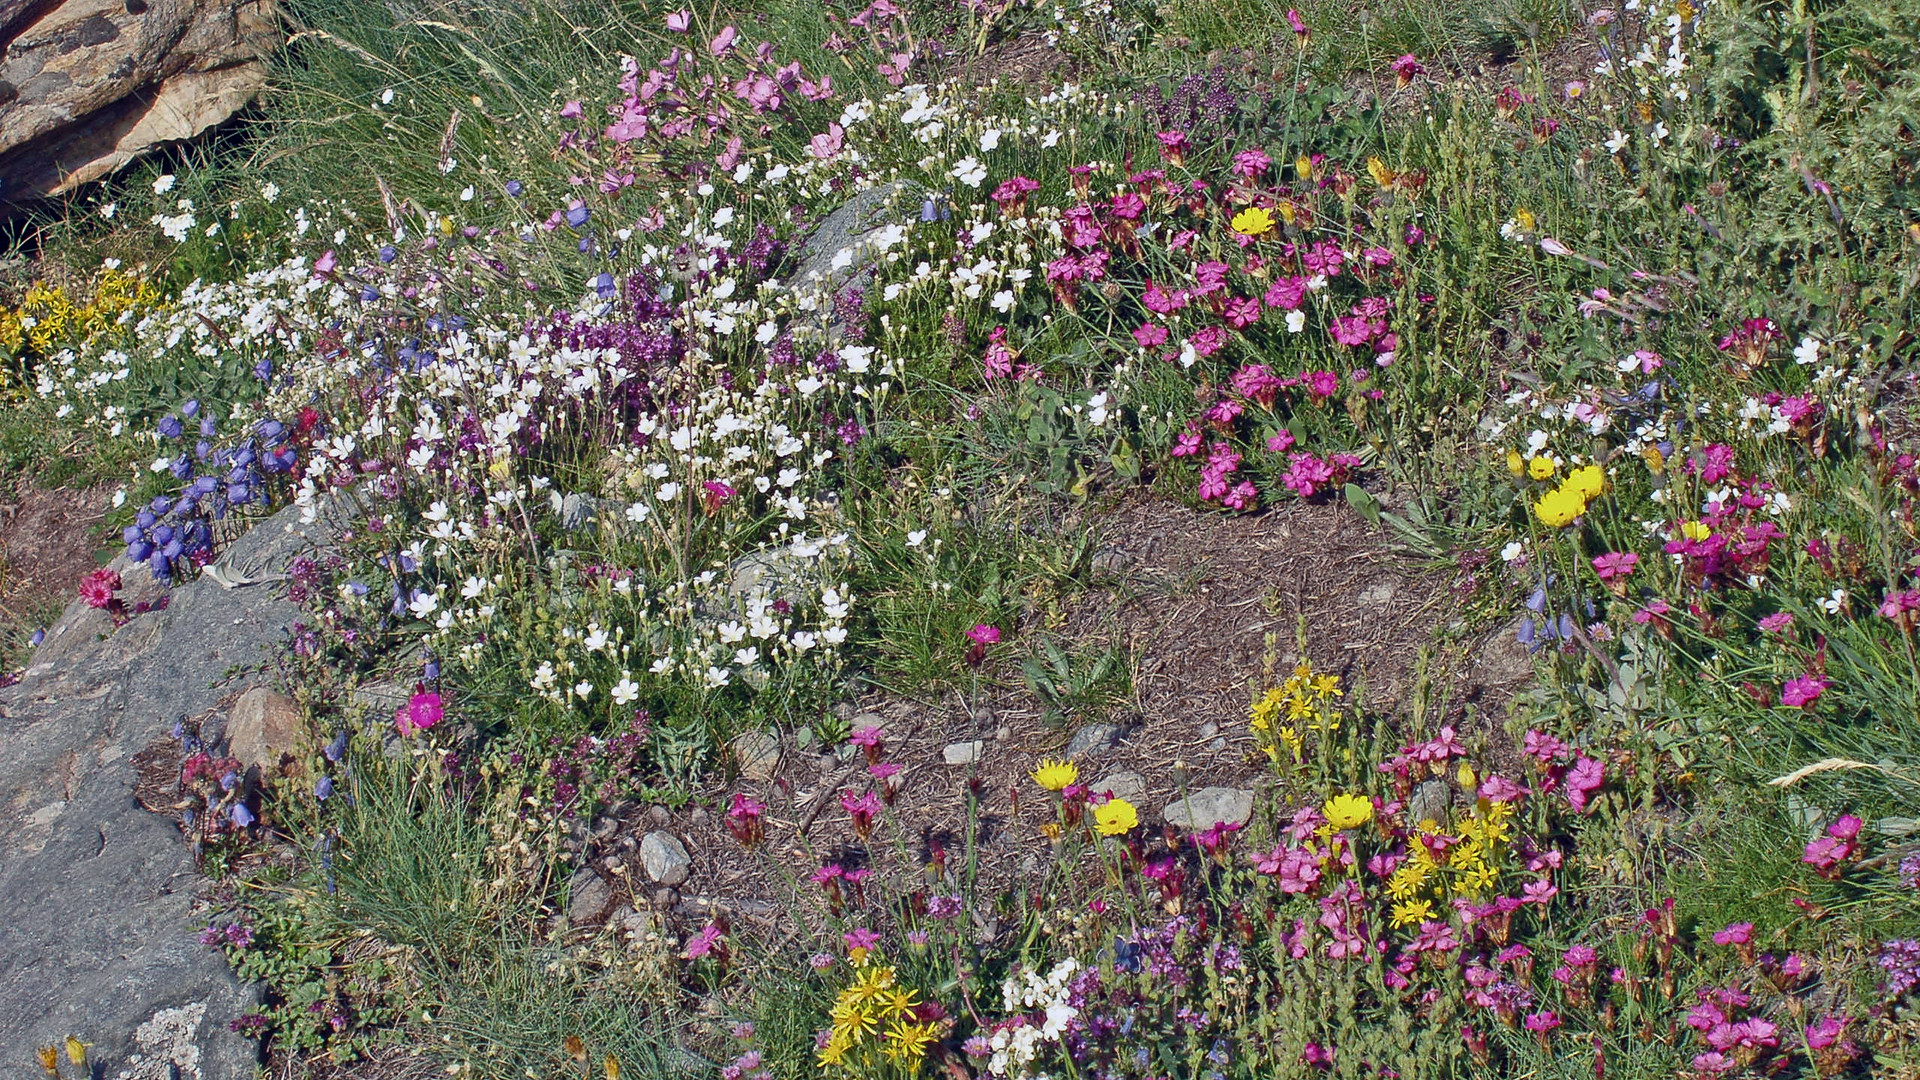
[126,408,300,582]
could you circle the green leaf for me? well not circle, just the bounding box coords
[1344,483,1381,526]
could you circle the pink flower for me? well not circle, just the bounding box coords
[1390,54,1426,82]
[841,789,881,838]
[1263,276,1307,311]
[968,624,1001,645]
[1232,149,1271,178]
[842,926,882,953]
[1711,922,1753,946]
[78,567,122,610]
[726,793,766,847]
[1521,878,1558,905]
[394,690,443,736]
[1758,612,1793,633]
[665,9,691,31]
[313,250,338,277]
[1565,756,1604,813]
[708,24,738,53]
[684,922,726,959]
[1265,429,1296,453]
[1591,552,1639,581]
[1806,1016,1847,1050]
[1780,674,1826,708]
[808,123,845,160]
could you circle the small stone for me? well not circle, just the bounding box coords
[652,887,678,909]
[567,869,613,924]
[1091,547,1133,575]
[1066,722,1124,758]
[970,705,995,726]
[1207,737,1227,751]
[560,492,600,531]
[689,807,711,828]
[590,816,618,840]
[943,740,985,766]
[648,805,671,826]
[1198,720,1220,739]
[994,724,1013,742]
[1161,787,1255,830]
[849,711,885,731]
[1358,580,1397,606]
[1410,780,1451,826]
[1093,771,1146,803]
[640,831,692,886]
[731,731,781,780]
[226,687,302,773]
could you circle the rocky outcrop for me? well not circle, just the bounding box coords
[0,501,336,1078]
[0,0,280,204]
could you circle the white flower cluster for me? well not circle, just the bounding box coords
[987,959,1081,1078]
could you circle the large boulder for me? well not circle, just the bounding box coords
[0,500,337,1077]
[0,0,280,204]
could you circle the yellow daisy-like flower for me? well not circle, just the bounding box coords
[830,999,881,1042]
[1458,862,1499,894]
[1092,797,1139,836]
[1230,206,1278,238]
[1322,793,1374,830]
[1366,156,1398,189]
[1249,688,1284,732]
[1311,673,1342,698]
[1526,456,1557,481]
[816,1029,854,1067]
[1566,464,1607,502]
[1387,863,1430,900]
[1533,486,1588,528]
[1390,898,1435,928]
[1680,520,1712,541]
[882,1022,936,1066]
[1515,207,1537,233]
[881,987,921,1020]
[1032,758,1078,791]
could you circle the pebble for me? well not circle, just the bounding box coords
[1161,786,1255,830]
[567,869,613,924]
[1094,770,1146,803]
[640,831,692,886]
[1066,722,1124,757]
[731,731,781,780]
[943,740,985,766]
[1198,720,1219,739]
[647,805,670,826]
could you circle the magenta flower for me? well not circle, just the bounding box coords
[842,926,882,954]
[968,624,1001,645]
[665,9,691,31]
[1711,922,1753,946]
[79,567,123,610]
[1780,674,1826,708]
[1758,612,1793,633]
[1591,552,1639,581]
[1806,1015,1847,1050]
[841,789,881,838]
[1803,814,1862,878]
[394,690,443,736]
[1522,1010,1561,1034]
[1565,756,1605,813]
[708,24,738,53]
[1390,54,1426,83]
[684,922,726,959]
[725,793,766,847]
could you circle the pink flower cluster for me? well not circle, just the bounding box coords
[1802,813,1862,879]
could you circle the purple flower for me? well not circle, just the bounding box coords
[230,803,256,828]
[1780,674,1826,708]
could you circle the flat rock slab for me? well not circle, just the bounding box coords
[0,501,336,1077]
[1160,786,1256,831]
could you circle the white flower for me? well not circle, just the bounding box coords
[153,174,176,195]
[657,481,683,502]
[733,646,760,667]
[1820,588,1848,615]
[409,591,439,618]
[704,666,732,688]
[1605,129,1630,154]
[381,87,395,105]
[1500,541,1526,562]
[718,621,747,644]
[573,680,594,699]
[907,530,928,547]
[1794,336,1820,366]
[1649,121,1669,145]
[952,156,988,187]
[990,289,1016,313]
[1042,129,1062,147]
[1086,392,1110,426]
[612,677,640,706]
[100,202,118,220]
[1285,311,1307,333]
[625,501,652,522]
[980,128,1002,151]
[260,183,279,203]
[583,625,610,652]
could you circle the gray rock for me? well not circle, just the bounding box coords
[648,804,671,826]
[994,724,1012,742]
[1092,771,1146,803]
[224,686,301,774]
[1207,737,1227,751]
[730,731,781,780]
[1197,720,1219,739]
[0,0,281,204]
[1409,780,1451,826]
[943,740,984,766]
[559,492,602,532]
[793,180,926,297]
[1358,580,1397,606]
[724,542,814,611]
[640,831,691,886]
[567,869,614,925]
[1161,787,1256,831]
[1066,722,1124,758]
[0,500,348,1077]
[1090,546,1133,575]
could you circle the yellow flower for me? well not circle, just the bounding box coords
[1032,758,1078,791]
[1311,673,1342,698]
[1230,206,1277,238]
[1093,798,1139,836]
[1533,486,1587,528]
[1515,207,1537,233]
[1680,520,1712,542]
[1390,898,1435,928]
[1641,445,1667,475]
[1456,762,1477,791]
[38,1045,59,1077]
[1296,155,1316,181]
[1323,793,1373,830]
[830,1000,881,1042]
[882,987,921,1020]
[1249,687,1283,732]
[64,1038,87,1068]
[816,1029,854,1067]
[882,1022,936,1066]
[1565,464,1607,502]
[1458,862,1499,894]
[1387,863,1430,900]
[1527,456,1557,481]
[1507,450,1526,476]
[605,1056,621,1080]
